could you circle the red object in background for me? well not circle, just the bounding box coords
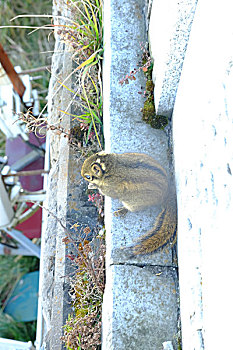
[5,133,45,238]
[15,203,42,239]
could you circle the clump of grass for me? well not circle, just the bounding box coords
[11,0,104,148]
[57,0,104,148]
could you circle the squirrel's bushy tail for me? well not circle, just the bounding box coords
[132,196,177,255]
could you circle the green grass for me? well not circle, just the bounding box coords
[57,0,104,148]
[0,255,39,341]
[0,310,37,342]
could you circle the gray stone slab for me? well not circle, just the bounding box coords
[36,2,73,346]
[149,0,198,118]
[102,265,178,350]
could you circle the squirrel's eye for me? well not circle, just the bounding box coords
[85,174,92,180]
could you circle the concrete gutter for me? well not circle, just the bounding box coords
[102,0,179,348]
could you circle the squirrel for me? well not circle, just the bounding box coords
[81,151,177,255]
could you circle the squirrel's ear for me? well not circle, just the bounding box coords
[91,163,104,178]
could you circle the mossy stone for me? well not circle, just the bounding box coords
[151,115,168,129]
[145,79,154,93]
[142,100,155,121]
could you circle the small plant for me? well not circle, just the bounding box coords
[119,43,152,86]
[62,229,105,350]
[119,43,168,129]
[16,109,100,153]
[40,201,105,350]
[88,192,104,217]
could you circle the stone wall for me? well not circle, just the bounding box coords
[36,0,233,349]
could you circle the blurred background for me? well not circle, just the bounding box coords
[0,0,53,347]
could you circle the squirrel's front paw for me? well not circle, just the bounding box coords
[113,207,128,217]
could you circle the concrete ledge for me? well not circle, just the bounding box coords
[102,0,179,348]
[102,265,178,349]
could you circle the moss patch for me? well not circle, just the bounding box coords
[141,53,168,130]
[142,99,155,120]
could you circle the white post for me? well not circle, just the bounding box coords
[0,176,14,228]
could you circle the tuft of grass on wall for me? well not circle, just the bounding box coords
[57,0,104,148]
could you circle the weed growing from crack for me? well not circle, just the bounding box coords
[119,43,152,86]
[119,43,168,129]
